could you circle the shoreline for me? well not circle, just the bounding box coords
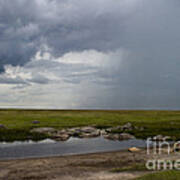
[0,147,177,180]
[0,149,148,180]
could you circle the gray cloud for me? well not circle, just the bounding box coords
[0,0,180,109]
[0,76,27,85]
[0,0,141,71]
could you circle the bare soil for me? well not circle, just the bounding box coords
[0,148,178,180]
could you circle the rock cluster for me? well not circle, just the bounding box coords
[105,123,142,133]
[103,133,135,141]
[66,127,100,138]
[30,123,140,141]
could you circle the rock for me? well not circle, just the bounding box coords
[105,124,144,133]
[0,124,6,129]
[58,129,68,134]
[103,132,135,141]
[30,128,70,141]
[101,129,108,136]
[128,147,141,152]
[78,127,100,138]
[66,126,100,138]
[119,133,135,140]
[80,126,97,133]
[103,133,120,141]
[105,128,113,133]
[153,135,164,141]
[105,126,122,133]
[32,120,40,124]
[67,128,82,136]
[52,133,70,141]
[122,123,133,131]
[78,130,100,138]
[30,127,57,134]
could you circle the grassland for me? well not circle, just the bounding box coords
[0,109,180,141]
[136,170,180,180]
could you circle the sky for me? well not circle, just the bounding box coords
[0,0,180,109]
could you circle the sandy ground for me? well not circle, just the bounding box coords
[0,148,177,180]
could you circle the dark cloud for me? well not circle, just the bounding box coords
[0,0,180,109]
[0,0,140,71]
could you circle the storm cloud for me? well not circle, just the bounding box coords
[0,0,140,70]
[0,0,180,109]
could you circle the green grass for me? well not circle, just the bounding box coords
[1,109,180,141]
[0,129,50,141]
[136,170,180,180]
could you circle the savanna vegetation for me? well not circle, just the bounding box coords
[135,170,180,180]
[0,109,180,141]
